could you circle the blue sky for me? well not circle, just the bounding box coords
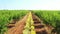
[0,0,60,10]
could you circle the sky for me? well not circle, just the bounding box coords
[0,0,60,10]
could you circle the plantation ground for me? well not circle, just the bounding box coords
[0,10,59,34]
[5,12,55,34]
[5,14,28,34]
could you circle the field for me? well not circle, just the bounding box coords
[0,10,28,34]
[0,10,60,34]
[33,10,60,34]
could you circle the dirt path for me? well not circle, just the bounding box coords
[5,14,28,34]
